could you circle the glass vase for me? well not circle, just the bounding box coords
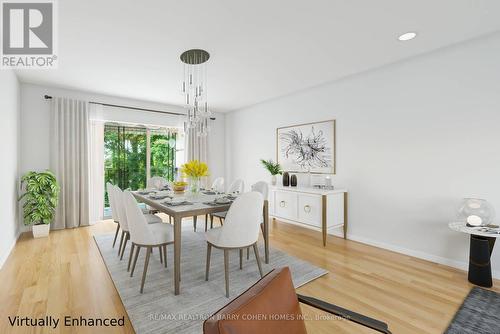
[189,177,201,194]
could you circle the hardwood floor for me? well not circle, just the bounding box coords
[1,217,498,333]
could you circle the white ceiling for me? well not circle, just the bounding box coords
[15,0,500,112]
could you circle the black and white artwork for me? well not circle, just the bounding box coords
[277,120,335,174]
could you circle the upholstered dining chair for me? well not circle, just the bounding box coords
[106,182,121,248]
[200,177,225,231]
[211,177,225,193]
[107,182,160,249]
[122,190,175,293]
[205,191,264,298]
[111,185,162,260]
[147,176,168,190]
[145,176,168,214]
[245,181,269,259]
[203,267,392,334]
[210,179,245,228]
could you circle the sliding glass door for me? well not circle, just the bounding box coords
[104,124,177,209]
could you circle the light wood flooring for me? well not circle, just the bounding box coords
[1,217,498,333]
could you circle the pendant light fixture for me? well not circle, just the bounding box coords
[180,49,211,137]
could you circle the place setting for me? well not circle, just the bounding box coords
[203,196,233,206]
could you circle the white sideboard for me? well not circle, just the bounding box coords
[269,185,348,246]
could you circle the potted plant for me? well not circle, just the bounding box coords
[260,159,282,185]
[18,171,59,238]
[180,160,209,194]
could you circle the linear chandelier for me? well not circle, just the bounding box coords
[180,49,211,137]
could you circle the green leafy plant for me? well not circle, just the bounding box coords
[18,171,59,226]
[260,159,282,176]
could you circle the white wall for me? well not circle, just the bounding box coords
[0,70,21,268]
[20,83,225,221]
[225,32,500,277]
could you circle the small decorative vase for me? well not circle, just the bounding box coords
[282,172,290,187]
[189,177,201,194]
[271,175,277,186]
[290,174,297,187]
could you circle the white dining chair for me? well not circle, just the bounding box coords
[246,181,269,259]
[146,176,167,211]
[112,185,163,260]
[211,177,225,193]
[205,191,264,298]
[107,182,121,248]
[251,181,269,201]
[122,190,175,293]
[210,179,245,228]
[147,176,168,190]
[200,177,225,230]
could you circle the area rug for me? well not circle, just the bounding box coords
[94,226,328,334]
[445,287,500,334]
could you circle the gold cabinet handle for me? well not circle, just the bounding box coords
[279,201,286,208]
[304,205,311,213]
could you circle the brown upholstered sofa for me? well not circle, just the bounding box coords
[204,267,391,334]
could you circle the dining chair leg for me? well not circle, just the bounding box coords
[219,217,223,226]
[163,245,167,268]
[140,246,151,293]
[130,246,141,277]
[169,216,172,224]
[205,243,212,281]
[112,223,120,248]
[159,245,163,264]
[205,214,208,231]
[210,214,214,229]
[118,231,125,256]
[224,249,229,298]
[127,243,135,271]
[239,249,243,270]
[193,215,197,232]
[120,232,129,260]
[253,244,264,278]
[247,247,250,260]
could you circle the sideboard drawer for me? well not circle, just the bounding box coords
[274,191,298,220]
[298,194,322,227]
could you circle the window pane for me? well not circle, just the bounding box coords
[150,131,176,181]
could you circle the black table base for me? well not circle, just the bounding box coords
[468,235,496,288]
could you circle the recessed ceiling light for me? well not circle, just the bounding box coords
[398,32,417,41]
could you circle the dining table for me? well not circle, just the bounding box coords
[132,190,270,295]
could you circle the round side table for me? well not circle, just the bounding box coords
[449,222,498,288]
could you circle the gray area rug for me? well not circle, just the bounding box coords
[94,226,328,334]
[445,287,500,334]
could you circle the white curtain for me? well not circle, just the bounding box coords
[88,104,105,224]
[50,98,90,229]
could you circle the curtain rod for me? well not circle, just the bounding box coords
[43,94,188,117]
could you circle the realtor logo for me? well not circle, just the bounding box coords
[1,0,57,68]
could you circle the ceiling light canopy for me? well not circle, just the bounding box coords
[398,32,417,41]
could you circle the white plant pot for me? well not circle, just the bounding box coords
[32,224,50,238]
[271,175,277,186]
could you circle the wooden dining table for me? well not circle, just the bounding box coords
[132,190,270,295]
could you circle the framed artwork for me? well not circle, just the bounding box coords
[276,120,335,174]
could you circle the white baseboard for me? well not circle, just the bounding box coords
[0,232,20,270]
[273,218,500,280]
[347,234,500,280]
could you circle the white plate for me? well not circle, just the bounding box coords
[215,198,231,204]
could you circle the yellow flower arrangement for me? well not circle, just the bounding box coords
[180,160,209,178]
